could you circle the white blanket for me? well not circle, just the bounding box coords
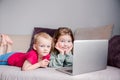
[0,65,120,80]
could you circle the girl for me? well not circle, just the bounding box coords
[49,27,74,68]
[0,32,53,71]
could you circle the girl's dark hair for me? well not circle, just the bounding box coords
[52,27,74,53]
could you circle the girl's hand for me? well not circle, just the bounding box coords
[65,45,73,54]
[55,42,64,54]
[38,59,49,68]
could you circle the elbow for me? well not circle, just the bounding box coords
[21,67,27,71]
[21,67,29,71]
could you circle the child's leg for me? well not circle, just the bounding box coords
[3,34,13,53]
[0,34,13,54]
[0,45,5,55]
[4,34,13,45]
[0,52,15,65]
[6,43,12,53]
[0,34,7,55]
[0,34,7,46]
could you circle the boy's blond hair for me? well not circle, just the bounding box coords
[33,32,52,44]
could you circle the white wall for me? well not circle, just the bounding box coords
[0,0,120,35]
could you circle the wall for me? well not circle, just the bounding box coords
[0,0,120,35]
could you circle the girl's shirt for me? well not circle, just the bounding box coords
[49,51,73,68]
[8,50,50,67]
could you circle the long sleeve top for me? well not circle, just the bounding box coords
[49,51,73,68]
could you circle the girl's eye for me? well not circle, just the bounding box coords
[60,40,65,42]
[68,40,72,43]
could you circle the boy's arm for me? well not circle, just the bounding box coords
[22,59,49,71]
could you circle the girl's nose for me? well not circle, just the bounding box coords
[64,42,69,45]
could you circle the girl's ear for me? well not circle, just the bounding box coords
[33,44,37,50]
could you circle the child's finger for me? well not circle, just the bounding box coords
[44,59,49,62]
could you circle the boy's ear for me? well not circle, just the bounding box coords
[33,44,37,50]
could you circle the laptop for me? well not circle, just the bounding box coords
[56,40,108,76]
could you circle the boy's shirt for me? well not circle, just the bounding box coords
[8,50,50,67]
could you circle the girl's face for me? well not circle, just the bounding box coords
[33,37,52,57]
[56,34,73,52]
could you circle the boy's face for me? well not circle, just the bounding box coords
[56,34,73,52]
[33,37,52,57]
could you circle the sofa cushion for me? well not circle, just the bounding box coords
[74,24,113,40]
[107,35,120,68]
[28,27,57,51]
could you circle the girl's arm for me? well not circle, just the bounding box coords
[22,59,49,71]
[64,52,73,67]
[49,53,65,68]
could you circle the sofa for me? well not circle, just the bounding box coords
[0,25,120,80]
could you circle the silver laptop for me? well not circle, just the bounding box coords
[56,40,108,76]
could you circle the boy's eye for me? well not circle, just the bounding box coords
[39,45,45,47]
[39,45,51,48]
[47,45,51,48]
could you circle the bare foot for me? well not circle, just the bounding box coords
[0,34,13,54]
[4,34,13,45]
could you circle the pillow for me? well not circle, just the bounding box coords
[74,24,113,40]
[107,35,120,68]
[27,27,57,51]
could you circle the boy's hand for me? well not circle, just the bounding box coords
[39,59,49,68]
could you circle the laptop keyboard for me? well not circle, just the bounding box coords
[65,69,72,73]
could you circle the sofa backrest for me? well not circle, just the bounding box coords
[9,35,31,52]
[74,24,113,40]
[7,24,113,52]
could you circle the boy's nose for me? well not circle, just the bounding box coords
[44,47,48,50]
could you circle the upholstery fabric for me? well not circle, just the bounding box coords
[0,65,120,80]
[107,35,120,68]
[9,35,31,52]
[74,24,113,40]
